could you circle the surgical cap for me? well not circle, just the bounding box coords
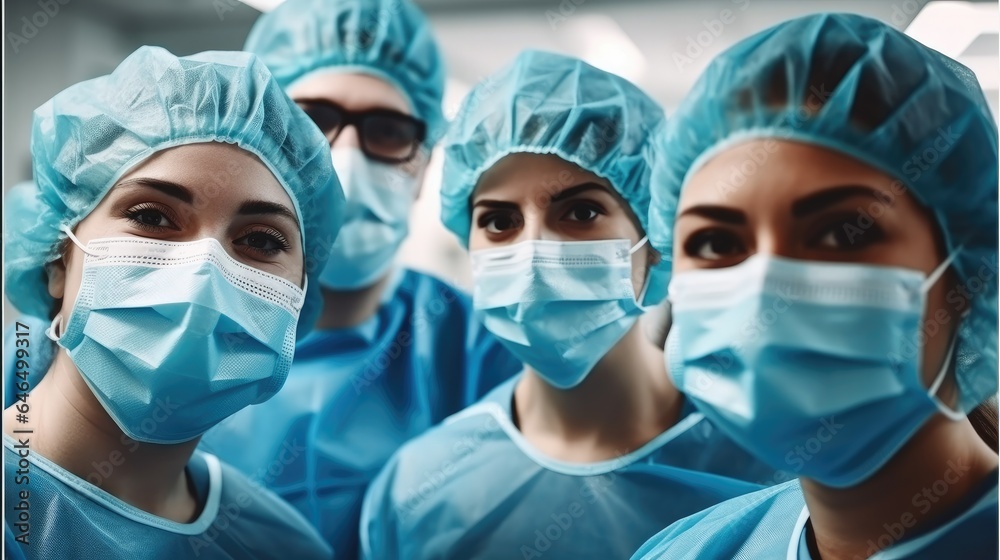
[245,0,446,145]
[4,46,345,340]
[441,50,668,305]
[649,13,999,413]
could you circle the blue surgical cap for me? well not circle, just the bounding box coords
[441,50,668,305]
[245,0,446,145]
[649,13,999,413]
[4,46,345,340]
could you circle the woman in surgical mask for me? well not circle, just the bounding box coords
[359,50,785,560]
[198,1,521,556]
[632,13,998,560]
[2,46,344,559]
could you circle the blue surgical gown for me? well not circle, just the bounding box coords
[199,269,521,558]
[360,374,787,559]
[631,471,999,559]
[3,435,332,559]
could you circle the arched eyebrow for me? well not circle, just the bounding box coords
[115,178,193,203]
[238,200,299,227]
[677,205,746,224]
[550,182,611,203]
[791,185,889,217]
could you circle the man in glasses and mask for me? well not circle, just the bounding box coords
[199,1,521,557]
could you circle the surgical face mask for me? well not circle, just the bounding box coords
[48,227,303,444]
[471,237,649,389]
[666,253,963,488]
[318,148,419,289]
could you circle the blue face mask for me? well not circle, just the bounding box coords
[471,237,649,389]
[666,254,963,488]
[318,148,419,290]
[49,228,304,444]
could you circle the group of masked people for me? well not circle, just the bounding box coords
[3,1,997,558]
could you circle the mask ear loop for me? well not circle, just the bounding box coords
[45,314,64,343]
[927,320,967,421]
[629,236,653,309]
[920,245,966,421]
[59,224,102,258]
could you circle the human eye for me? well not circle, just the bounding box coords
[808,213,886,251]
[234,226,292,258]
[683,228,747,262]
[560,201,605,223]
[120,202,179,232]
[477,210,524,235]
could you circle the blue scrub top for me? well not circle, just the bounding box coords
[632,469,999,559]
[360,374,786,559]
[3,435,332,559]
[199,268,522,558]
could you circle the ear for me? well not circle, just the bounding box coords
[647,245,662,266]
[46,258,66,300]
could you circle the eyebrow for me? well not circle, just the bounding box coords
[471,199,518,211]
[791,185,890,217]
[677,205,747,224]
[471,182,611,211]
[550,182,611,203]
[114,178,193,203]
[238,200,300,226]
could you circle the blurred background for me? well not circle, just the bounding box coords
[3,0,999,314]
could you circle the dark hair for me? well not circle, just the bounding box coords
[969,397,999,453]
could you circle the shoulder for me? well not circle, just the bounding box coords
[214,458,332,558]
[389,399,508,481]
[632,480,804,560]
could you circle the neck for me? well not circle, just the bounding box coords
[802,415,998,559]
[514,325,683,462]
[314,273,392,330]
[3,351,199,522]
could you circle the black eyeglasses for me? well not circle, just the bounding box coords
[295,99,426,164]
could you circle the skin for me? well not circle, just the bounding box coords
[470,152,682,463]
[2,142,304,523]
[288,72,427,330]
[674,139,998,559]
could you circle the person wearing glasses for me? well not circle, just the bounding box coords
[3,46,341,559]
[631,13,998,559]
[359,50,784,560]
[198,0,521,556]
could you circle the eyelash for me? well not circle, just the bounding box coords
[561,201,606,222]
[237,226,291,256]
[122,203,291,257]
[121,202,179,232]
[809,213,886,250]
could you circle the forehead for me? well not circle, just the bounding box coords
[473,152,612,200]
[680,139,901,207]
[287,71,411,114]
[115,142,295,211]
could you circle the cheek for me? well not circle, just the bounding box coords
[57,249,87,320]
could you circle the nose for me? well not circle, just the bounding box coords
[752,227,796,260]
[331,124,361,151]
